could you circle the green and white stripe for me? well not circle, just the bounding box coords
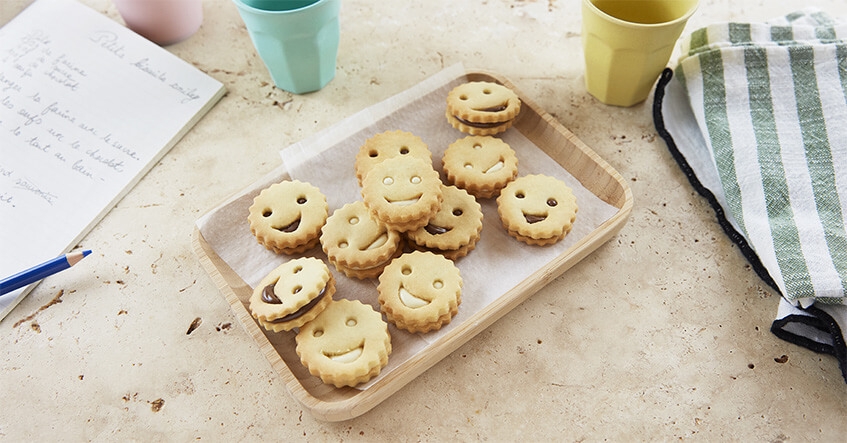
[676,9,847,305]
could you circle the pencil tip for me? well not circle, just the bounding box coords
[82,249,92,257]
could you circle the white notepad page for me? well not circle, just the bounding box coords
[0,0,225,319]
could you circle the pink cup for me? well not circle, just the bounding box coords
[113,0,204,46]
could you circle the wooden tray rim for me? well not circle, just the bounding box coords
[193,69,634,421]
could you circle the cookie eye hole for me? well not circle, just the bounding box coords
[452,209,463,217]
[483,88,492,94]
[432,280,444,289]
[459,94,468,100]
[293,265,303,273]
[348,216,359,225]
[368,149,379,158]
[297,196,307,204]
[399,146,410,155]
[383,177,394,185]
[292,285,302,294]
[410,176,421,184]
[515,192,525,199]
[401,265,412,276]
[345,317,357,327]
[312,328,324,338]
[464,162,473,170]
[338,241,348,249]
[262,209,273,217]
[547,198,558,207]
[473,143,482,150]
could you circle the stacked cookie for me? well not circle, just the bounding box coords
[241,80,582,389]
[320,201,402,279]
[247,180,327,254]
[377,251,463,334]
[497,175,578,246]
[445,81,521,136]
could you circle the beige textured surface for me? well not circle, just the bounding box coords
[1,0,846,440]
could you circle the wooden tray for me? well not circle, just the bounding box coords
[193,71,633,421]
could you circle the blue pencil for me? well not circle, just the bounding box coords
[0,250,92,296]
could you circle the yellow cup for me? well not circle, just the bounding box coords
[582,0,698,106]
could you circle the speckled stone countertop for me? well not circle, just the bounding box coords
[1,0,845,440]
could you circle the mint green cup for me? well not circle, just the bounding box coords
[233,0,341,94]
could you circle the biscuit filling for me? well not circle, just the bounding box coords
[484,161,505,174]
[273,218,301,233]
[399,286,429,308]
[424,224,451,235]
[324,344,364,363]
[453,115,508,129]
[524,213,547,224]
[364,232,389,250]
[385,195,421,206]
[264,284,328,323]
[473,104,508,113]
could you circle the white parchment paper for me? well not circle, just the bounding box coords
[196,64,619,389]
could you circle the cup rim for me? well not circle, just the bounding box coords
[582,0,699,28]
[232,0,328,14]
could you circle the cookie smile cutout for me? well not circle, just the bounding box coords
[272,216,301,233]
[523,212,547,224]
[423,223,452,235]
[483,160,505,174]
[324,343,364,363]
[384,194,422,206]
[399,286,430,309]
[363,231,390,250]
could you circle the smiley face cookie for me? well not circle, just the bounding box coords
[406,185,483,260]
[321,201,403,279]
[378,251,463,333]
[361,156,443,232]
[248,180,328,254]
[296,298,392,388]
[496,174,578,246]
[446,81,521,136]
[442,135,519,199]
[355,130,432,186]
[249,257,335,332]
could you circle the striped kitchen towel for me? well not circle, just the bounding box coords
[654,8,847,382]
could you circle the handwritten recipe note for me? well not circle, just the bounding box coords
[0,0,225,318]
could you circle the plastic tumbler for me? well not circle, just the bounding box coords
[582,0,698,106]
[113,0,203,46]
[233,0,341,94]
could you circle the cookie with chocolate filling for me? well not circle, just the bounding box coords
[248,180,328,255]
[442,135,519,199]
[406,185,483,260]
[496,174,578,246]
[446,81,521,136]
[355,130,432,186]
[249,257,335,332]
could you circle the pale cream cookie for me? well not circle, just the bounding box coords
[355,130,432,186]
[377,251,463,334]
[247,180,328,254]
[321,201,402,279]
[442,135,518,199]
[406,185,483,260]
[446,81,521,136]
[296,299,392,388]
[496,174,578,246]
[248,257,335,332]
[360,156,443,232]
